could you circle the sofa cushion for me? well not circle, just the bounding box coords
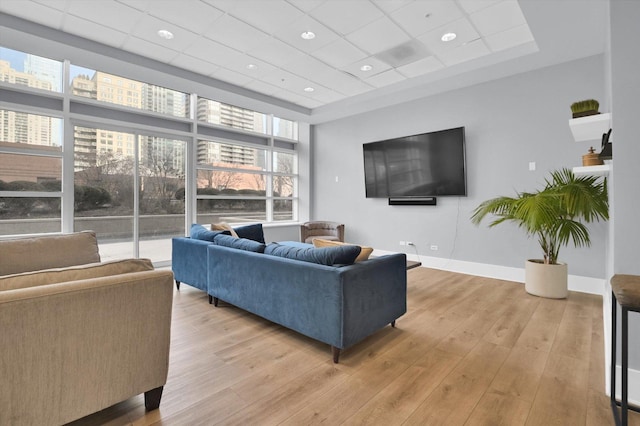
[213,233,266,253]
[234,223,265,243]
[211,222,239,238]
[0,258,154,291]
[190,224,229,242]
[264,243,361,266]
[312,238,374,262]
[0,231,101,276]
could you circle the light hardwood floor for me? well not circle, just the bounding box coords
[68,267,639,426]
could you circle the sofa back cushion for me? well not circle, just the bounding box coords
[214,234,266,253]
[190,224,230,242]
[234,223,265,243]
[0,258,154,291]
[312,238,374,262]
[0,231,101,276]
[264,243,361,266]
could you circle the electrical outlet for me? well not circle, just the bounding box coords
[430,245,438,251]
[399,241,406,246]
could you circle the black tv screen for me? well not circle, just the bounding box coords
[363,127,467,198]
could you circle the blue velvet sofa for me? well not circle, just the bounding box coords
[172,224,407,362]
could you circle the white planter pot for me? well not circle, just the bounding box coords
[524,259,568,299]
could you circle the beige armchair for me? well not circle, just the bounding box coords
[0,232,174,425]
[300,221,345,244]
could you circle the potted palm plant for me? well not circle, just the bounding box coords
[471,168,609,298]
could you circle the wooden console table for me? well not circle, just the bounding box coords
[610,274,640,426]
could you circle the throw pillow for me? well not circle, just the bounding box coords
[190,224,229,242]
[234,223,265,243]
[264,243,361,266]
[213,233,266,253]
[312,238,373,262]
[211,222,239,238]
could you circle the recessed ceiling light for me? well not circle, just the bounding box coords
[300,31,316,40]
[304,87,315,92]
[441,32,457,42]
[360,64,373,72]
[246,64,258,70]
[157,29,174,40]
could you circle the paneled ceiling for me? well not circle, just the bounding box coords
[0,0,608,116]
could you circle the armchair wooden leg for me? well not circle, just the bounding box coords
[144,386,163,411]
[175,280,180,290]
[391,320,396,328]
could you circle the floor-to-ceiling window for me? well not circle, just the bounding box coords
[0,46,300,265]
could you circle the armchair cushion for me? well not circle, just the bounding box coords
[0,258,155,291]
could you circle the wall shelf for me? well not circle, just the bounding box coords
[569,113,611,142]
[572,164,610,176]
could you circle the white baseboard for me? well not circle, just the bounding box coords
[607,365,640,408]
[373,250,606,295]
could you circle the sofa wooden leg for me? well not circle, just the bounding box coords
[208,295,213,304]
[144,386,163,411]
[213,297,219,307]
[391,320,396,328]
[332,346,341,364]
[175,280,180,290]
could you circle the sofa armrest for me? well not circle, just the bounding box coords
[0,270,174,426]
[171,237,211,292]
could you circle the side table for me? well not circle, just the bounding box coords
[610,274,640,426]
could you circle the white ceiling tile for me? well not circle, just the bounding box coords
[0,1,65,29]
[210,67,254,86]
[299,84,342,103]
[146,0,225,34]
[273,89,321,108]
[183,37,244,65]
[346,17,411,55]
[225,0,304,35]
[390,0,464,37]
[485,23,534,52]
[131,15,200,51]
[115,0,152,12]
[122,36,180,62]
[470,1,527,36]
[312,38,368,69]
[437,38,490,66]
[309,1,383,35]
[326,71,374,96]
[456,0,502,15]
[32,0,68,11]
[416,18,480,55]
[260,68,311,93]
[246,38,308,67]
[67,0,143,34]
[169,54,219,76]
[273,15,340,53]
[62,16,128,48]
[243,79,282,96]
[202,14,271,53]
[200,0,236,12]
[397,56,445,78]
[285,0,326,13]
[282,55,337,83]
[365,69,406,88]
[224,55,279,79]
[373,0,414,14]
[341,57,392,80]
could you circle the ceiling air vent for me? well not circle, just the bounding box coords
[374,40,431,68]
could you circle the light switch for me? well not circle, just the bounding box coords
[529,162,536,171]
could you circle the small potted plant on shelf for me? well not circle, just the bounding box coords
[571,99,600,118]
[471,168,609,298]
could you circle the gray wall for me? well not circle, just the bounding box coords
[610,0,640,370]
[312,55,608,278]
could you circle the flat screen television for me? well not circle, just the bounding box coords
[363,126,467,198]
